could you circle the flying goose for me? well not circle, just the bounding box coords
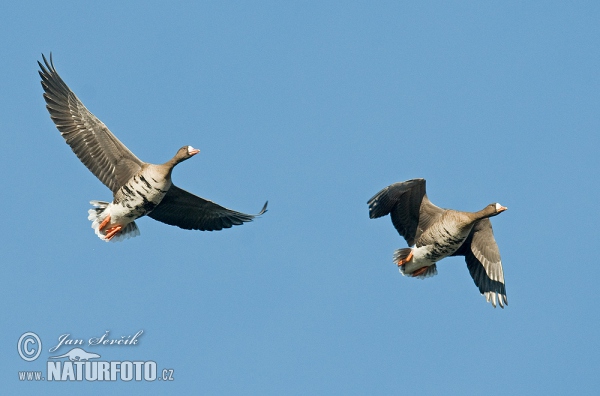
[368,178,507,308]
[38,54,267,242]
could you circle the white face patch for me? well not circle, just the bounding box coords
[187,146,199,155]
[495,203,507,211]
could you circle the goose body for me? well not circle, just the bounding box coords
[88,164,173,241]
[39,54,267,242]
[397,211,474,277]
[368,178,508,308]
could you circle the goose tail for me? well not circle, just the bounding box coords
[87,201,140,242]
[393,248,437,279]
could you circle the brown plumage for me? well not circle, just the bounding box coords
[368,178,508,308]
[39,53,267,241]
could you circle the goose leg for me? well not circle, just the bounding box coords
[411,266,429,277]
[397,250,413,266]
[99,215,111,231]
[104,225,122,241]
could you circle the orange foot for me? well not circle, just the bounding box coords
[99,215,112,231]
[104,225,123,241]
[397,250,414,267]
[411,267,429,277]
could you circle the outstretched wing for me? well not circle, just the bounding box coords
[453,218,507,308]
[368,178,444,246]
[38,53,143,193]
[148,185,268,231]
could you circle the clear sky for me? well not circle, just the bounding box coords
[2,1,599,395]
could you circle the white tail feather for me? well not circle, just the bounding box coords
[107,222,140,242]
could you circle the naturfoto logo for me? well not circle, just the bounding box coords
[17,331,175,383]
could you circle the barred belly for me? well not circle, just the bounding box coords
[418,221,472,262]
[113,173,170,220]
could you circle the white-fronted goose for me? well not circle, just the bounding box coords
[39,54,267,242]
[368,178,508,308]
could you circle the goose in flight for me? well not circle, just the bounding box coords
[368,178,507,308]
[38,54,267,242]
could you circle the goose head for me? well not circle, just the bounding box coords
[486,202,507,217]
[172,145,200,164]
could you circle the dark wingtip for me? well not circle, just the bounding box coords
[367,189,391,219]
[368,205,377,219]
[40,52,54,71]
[367,178,426,219]
[38,52,56,82]
[257,201,268,216]
[368,196,385,218]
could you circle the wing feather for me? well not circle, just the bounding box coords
[368,179,444,246]
[38,53,143,193]
[148,185,267,231]
[453,218,508,308]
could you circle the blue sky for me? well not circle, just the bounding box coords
[2,1,599,394]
